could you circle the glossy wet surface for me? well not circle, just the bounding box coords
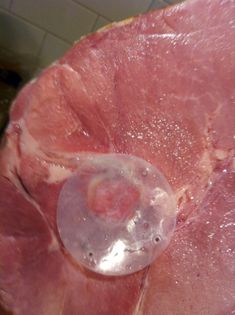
[57,154,176,275]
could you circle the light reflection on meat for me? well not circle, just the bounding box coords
[0,0,235,314]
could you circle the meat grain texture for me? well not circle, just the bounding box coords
[0,0,235,314]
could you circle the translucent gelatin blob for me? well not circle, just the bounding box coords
[57,154,176,276]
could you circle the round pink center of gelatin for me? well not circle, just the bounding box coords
[88,177,140,221]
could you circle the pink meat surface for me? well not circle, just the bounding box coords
[0,0,235,314]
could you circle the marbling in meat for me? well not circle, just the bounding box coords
[0,0,235,314]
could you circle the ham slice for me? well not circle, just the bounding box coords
[0,0,235,314]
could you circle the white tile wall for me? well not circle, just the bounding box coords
[11,0,97,43]
[92,16,111,32]
[74,0,153,21]
[149,0,168,10]
[38,33,71,67]
[0,0,183,75]
[0,9,45,56]
[0,0,10,10]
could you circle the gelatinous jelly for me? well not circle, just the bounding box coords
[57,154,176,276]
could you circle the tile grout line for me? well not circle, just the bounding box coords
[91,14,100,33]
[146,0,156,11]
[1,7,73,45]
[71,0,112,22]
[35,31,48,65]
[4,0,175,50]
[147,0,170,11]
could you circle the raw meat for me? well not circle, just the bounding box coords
[0,0,235,314]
